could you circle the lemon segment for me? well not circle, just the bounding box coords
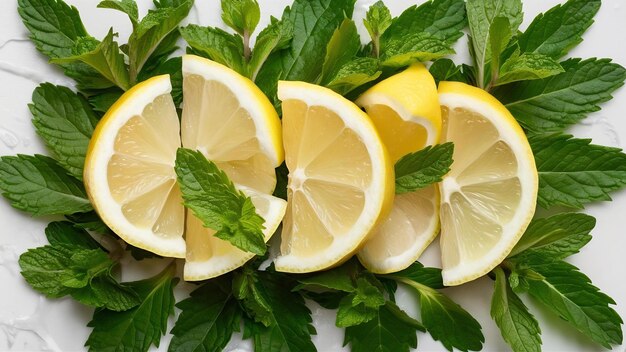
[275,81,394,273]
[84,75,186,258]
[438,81,538,286]
[355,64,442,273]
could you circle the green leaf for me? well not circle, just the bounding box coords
[494,58,626,133]
[255,0,356,100]
[98,0,139,27]
[0,154,92,216]
[295,261,358,293]
[320,19,361,85]
[30,83,98,179]
[52,29,130,91]
[488,17,512,84]
[380,32,453,68]
[139,56,183,107]
[530,134,626,209]
[466,0,523,88]
[180,25,245,74]
[71,275,141,312]
[45,221,101,250]
[336,278,386,327]
[248,17,293,80]
[382,0,466,45]
[395,143,454,194]
[239,270,316,352]
[86,263,178,352]
[523,260,623,348]
[175,148,266,255]
[518,0,600,59]
[325,58,381,96]
[344,301,423,352]
[128,0,193,83]
[496,53,564,86]
[169,276,241,352]
[88,89,124,114]
[363,1,392,48]
[66,211,112,235]
[491,267,542,352]
[429,59,467,84]
[221,0,260,36]
[389,263,484,352]
[509,213,595,259]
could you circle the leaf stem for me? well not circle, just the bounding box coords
[243,30,251,62]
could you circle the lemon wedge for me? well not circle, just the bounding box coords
[356,64,442,274]
[275,81,394,273]
[438,81,538,286]
[85,55,286,279]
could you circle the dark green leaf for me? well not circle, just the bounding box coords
[325,58,381,96]
[385,262,443,289]
[320,19,361,85]
[169,276,241,352]
[295,258,359,292]
[98,0,139,27]
[88,89,124,114]
[30,83,98,179]
[0,154,92,216]
[344,301,423,352]
[66,211,112,235]
[336,278,385,327]
[429,59,467,84]
[510,213,595,259]
[494,58,626,133]
[221,0,260,36]
[175,148,266,255]
[524,260,623,348]
[248,17,293,80]
[497,53,564,86]
[45,221,101,250]
[180,25,245,74]
[86,263,178,352]
[395,143,453,194]
[380,32,453,68]
[530,134,626,209]
[491,267,542,352]
[518,0,600,59]
[71,275,141,312]
[139,56,183,107]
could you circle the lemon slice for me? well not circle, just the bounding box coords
[181,55,286,280]
[275,81,394,273]
[355,64,442,273]
[438,81,538,286]
[84,75,185,257]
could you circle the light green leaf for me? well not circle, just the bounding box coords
[320,19,361,85]
[489,16,512,84]
[180,25,245,74]
[248,17,293,80]
[98,0,139,27]
[221,0,260,36]
[325,58,381,96]
[395,143,454,194]
[380,32,453,68]
[336,278,385,328]
[497,53,564,86]
[363,1,391,57]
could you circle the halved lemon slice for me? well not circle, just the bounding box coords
[275,81,394,273]
[438,81,538,286]
[181,55,286,280]
[355,64,442,273]
[85,75,185,257]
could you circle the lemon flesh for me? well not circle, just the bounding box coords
[438,81,538,286]
[275,81,394,273]
[356,64,442,273]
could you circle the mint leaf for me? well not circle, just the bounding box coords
[344,301,423,352]
[248,17,293,80]
[429,58,467,84]
[325,58,381,96]
[88,89,123,114]
[363,1,391,58]
[17,0,113,91]
[518,0,600,59]
[382,0,466,45]
[255,0,356,100]
[491,267,542,352]
[466,0,523,88]
[494,58,626,133]
[128,0,193,83]
[169,276,241,352]
[180,25,245,74]
[239,270,316,352]
[139,56,183,106]
[395,143,453,194]
[336,277,385,327]
[0,154,92,216]
[30,83,98,180]
[86,263,178,352]
[221,0,260,36]
[66,211,112,235]
[71,275,140,312]
[98,0,139,27]
[320,19,361,85]
[295,259,358,292]
[45,221,101,250]
[389,263,484,352]
[496,53,564,86]
[175,148,266,255]
[509,213,595,259]
[530,134,626,209]
[488,16,512,86]
[380,32,453,68]
[523,260,623,348]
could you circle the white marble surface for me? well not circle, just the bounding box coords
[1,0,625,351]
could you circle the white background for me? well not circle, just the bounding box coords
[1,0,625,351]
